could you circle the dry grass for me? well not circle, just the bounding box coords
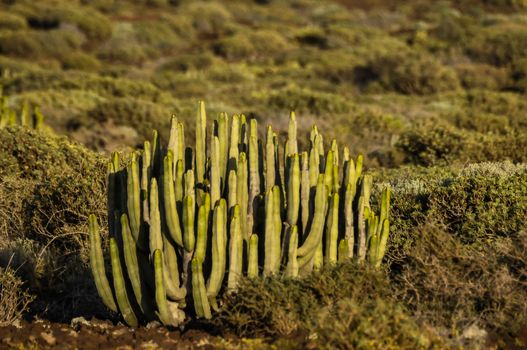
[0,260,34,327]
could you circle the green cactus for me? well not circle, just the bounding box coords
[0,91,45,130]
[89,102,391,326]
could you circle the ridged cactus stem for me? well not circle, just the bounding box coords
[247,234,259,278]
[228,170,237,211]
[89,215,117,312]
[248,133,260,227]
[194,194,210,262]
[285,226,299,278]
[227,205,243,290]
[264,187,281,276]
[297,175,327,259]
[218,113,229,187]
[141,142,151,224]
[229,115,240,168]
[286,154,300,227]
[210,136,221,209]
[149,178,163,256]
[183,195,195,252]
[168,116,179,172]
[107,159,117,239]
[127,152,142,244]
[154,250,185,326]
[206,199,227,307]
[324,150,334,192]
[196,101,207,185]
[163,151,183,247]
[287,112,298,155]
[357,196,367,261]
[177,122,185,171]
[265,126,275,191]
[344,183,354,259]
[324,193,339,264]
[300,152,310,236]
[121,213,155,319]
[109,238,138,327]
[191,258,212,319]
[237,153,249,240]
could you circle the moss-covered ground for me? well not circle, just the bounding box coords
[0,0,526,349]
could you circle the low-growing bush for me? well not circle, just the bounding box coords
[393,225,527,343]
[362,51,460,94]
[467,27,527,66]
[0,127,107,321]
[0,11,27,30]
[0,265,34,326]
[61,52,101,71]
[217,263,390,337]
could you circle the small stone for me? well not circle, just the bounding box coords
[71,316,91,330]
[40,331,56,346]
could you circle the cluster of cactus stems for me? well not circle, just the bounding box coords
[89,102,391,327]
[0,87,44,129]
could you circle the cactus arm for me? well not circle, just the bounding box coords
[287,111,298,155]
[163,151,183,247]
[191,258,212,319]
[297,175,327,257]
[218,113,229,186]
[228,169,238,210]
[263,188,276,276]
[227,205,243,290]
[286,154,300,227]
[109,238,138,327]
[206,199,227,301]
[149,178,163,255]
[141,142,151,224]
[127,153,142,243]
[324,150,334,191]
[237,152,249,240]
[338,239,349,263]
[265,125,275,191]
[357,196,367,261]
[153,249,185,326]
[300,152,310,236]
[247,234,259,278]
[376,218,390,268]
[210,136,221,209]
[324,193,339,264]
[285,225,299,278]
[183,195,195,252]
[196,101,207,185]
[175,159,184,204]
[88,214,117,312]
[33,106,44,130]
[344,183,354,259]
[195,193,210,262]
[229,115,240,167]
[121,214,156,320]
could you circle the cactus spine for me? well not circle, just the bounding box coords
[90,102,391,326]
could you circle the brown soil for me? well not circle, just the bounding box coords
[0,319,218,350]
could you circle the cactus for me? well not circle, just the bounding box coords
[0,90,45,130]
[89,102,391,326]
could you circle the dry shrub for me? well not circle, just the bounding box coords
[0,126,108,321]
[217,262,390,337]
[393,224,527,341]
[311,298,446,350]
[0,264,34,326]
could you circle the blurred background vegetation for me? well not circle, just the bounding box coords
[1,0,527,348]
[1,0,527,167]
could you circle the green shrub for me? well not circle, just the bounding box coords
[134,21,185,55]
[87,97,170,140]
[0,30,84,59]
[453,63,509,90]
[182,1,233,38]
[467,27,527,66]
[217,263,390,337]
[159,52,217,72]
[393,225,527,341]
[396,125,466,166]
[61,52,101,71]
[0,11,27,30]
[312,298,444,350]
[0,126,107,321]
[266,84,351,115]
[363,51,460,94]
